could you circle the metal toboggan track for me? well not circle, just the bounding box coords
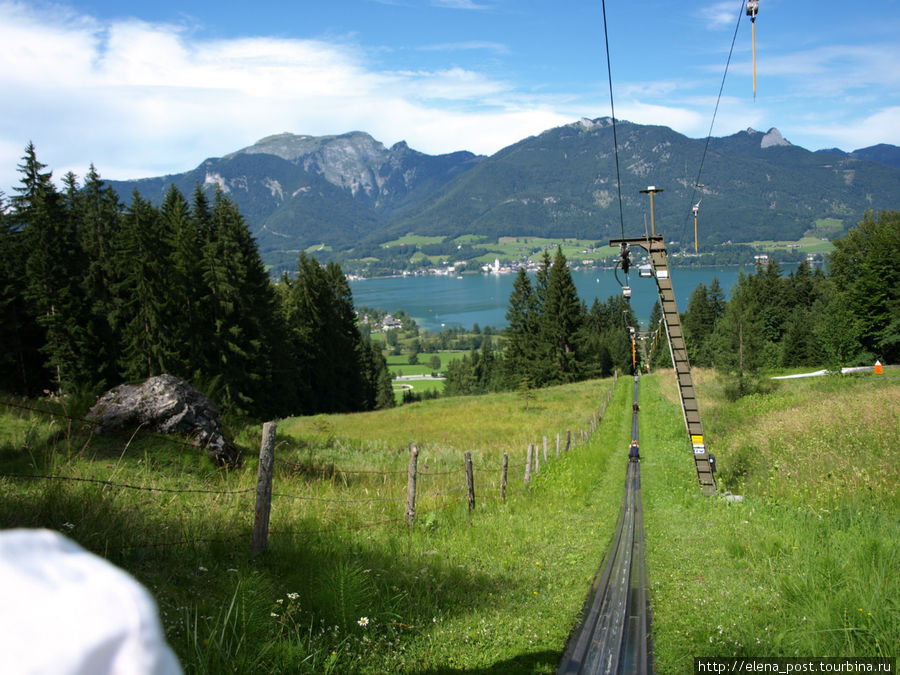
[558,374,653,675]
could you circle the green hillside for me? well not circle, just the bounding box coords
[1,369,896,672]
[103,121,900,276]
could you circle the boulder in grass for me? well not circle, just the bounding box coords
[87,374,240,466]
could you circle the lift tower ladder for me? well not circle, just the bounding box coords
[610,234,717,495]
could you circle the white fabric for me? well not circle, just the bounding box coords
[0,529,182,675]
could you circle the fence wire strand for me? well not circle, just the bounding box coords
[1,376,618,550]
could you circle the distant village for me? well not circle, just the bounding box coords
[345,244,825,282]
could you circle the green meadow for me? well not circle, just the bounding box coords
[0,368,896,672]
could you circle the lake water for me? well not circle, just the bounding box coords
[349,264,798,332]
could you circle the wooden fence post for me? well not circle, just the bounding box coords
[534,442,540,474]
[464,451,475,512]
[405,444,418,525]
[556,433,560,458]
[543,436,548,464]
[565,429,571,452]
[252,421,277,557]
[525,444,533,485]
[501,453,508,501]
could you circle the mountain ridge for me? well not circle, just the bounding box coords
[105,120,900,273]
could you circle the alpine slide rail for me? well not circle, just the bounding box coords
[557,374,651,675]
[558,233,718,674]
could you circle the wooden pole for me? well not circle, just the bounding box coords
[464,451,475,512]
[543,436,548,464]
[534,442,540,474]
[405,444,418,525]
[501,452,508,501]
[252,421,277,557]
[525,444,533,485]
[565,429,571,452]
[556,433,560,458]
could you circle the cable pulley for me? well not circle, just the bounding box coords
[692,184,704,254]
[746,0,759,99]
[615,243,632,299]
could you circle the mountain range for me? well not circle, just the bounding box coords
[107,119,900,273]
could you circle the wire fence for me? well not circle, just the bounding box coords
[0,372,619,556]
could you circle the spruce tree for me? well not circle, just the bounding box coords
[78,165,122,389]
[280,252,367,415]
[683,282,721,367]
[0,193,46,394]
[113,190,176,380]
[12,145,89,393]
[710,272,764,398]
[163,184,206,378]
[540,247,584,383]
[503,267,539,388]
[827,210,900,363]
[324,262,367,411]
[200,188,276,415]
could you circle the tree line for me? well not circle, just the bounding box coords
[674,210,899,396]
[0,144,394,417]
[443,247,636,396]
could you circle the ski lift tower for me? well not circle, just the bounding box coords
[611,188,717,495]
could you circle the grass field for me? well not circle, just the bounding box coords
[747,236,835,254]
[0,368,896,672]
[377,233,615,268]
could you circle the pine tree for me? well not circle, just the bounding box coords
[78,165,122,389]
[358,337,395,410]
[113,190,176,380]
[539,247,584,383]
[683,283,713,366]
[12,144,89,393]
[503,267,539,388]
[816,289,862,369]
[199,188,277,415]
[0,193,46,394]
[162,184,206,377]
[280,252,367,414]
[780,307,823,367]
[710,272,764,398]
[827,210,900,363]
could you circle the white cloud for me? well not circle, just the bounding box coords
[696,1,742,30]
[418,40,509,54]
[1,1,895,194]
[794,106,900,151]
[431,0,491,9]
[0,2,536,192]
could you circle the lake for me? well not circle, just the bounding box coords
[349,264,806,332]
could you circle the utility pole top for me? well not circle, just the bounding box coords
[639,187,663,236]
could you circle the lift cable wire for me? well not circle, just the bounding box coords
[678,0,746,251]
[601,0,626,241]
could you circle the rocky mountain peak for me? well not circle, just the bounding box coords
[761,128,791,148]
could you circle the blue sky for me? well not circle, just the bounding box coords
[2,0,899,195]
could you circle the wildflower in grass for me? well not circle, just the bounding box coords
[271,613,279,617]
[287,592,299,600]
[358,617,369,627]
[197,566,208,573]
